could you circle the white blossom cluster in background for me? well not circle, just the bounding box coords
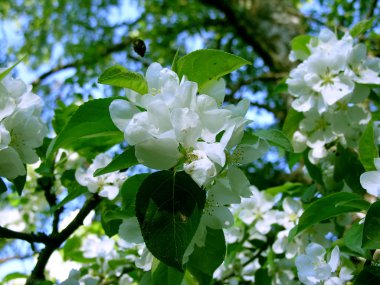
[0,70,47,179]
[213,187,354,285]
[287,28,380,164]
[75,153,128,200]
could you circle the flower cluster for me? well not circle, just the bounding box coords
[0,70,47,179]
[287,29,380,163]
[109,62,253,187]
[295,243,353,285]
[75,153,128,200]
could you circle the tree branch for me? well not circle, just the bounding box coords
[0,226,50,244]
[25,194,102,285]
[366,0,378,19]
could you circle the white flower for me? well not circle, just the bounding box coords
[360,158,380,197]
[346,44,380,85]
[109,62,249,187]
[81,234,115,259]
[295,243,353,285]
[0,72,46,179]
[75,153,127,200]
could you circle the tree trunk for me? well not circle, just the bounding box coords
[199,0,306,71]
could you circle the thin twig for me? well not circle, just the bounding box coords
[25,194,102,285]
[0,226,50,244]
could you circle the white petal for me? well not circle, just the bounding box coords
[328,246,340,272]
[135,137,182,170]
[118,217,144,244]
[200,78,226,106]
[0,147,25,179]
[360,171,380,197]
[171,108,202,147]
[109,99,140,131]
[203,206,234,229]
[99,185,119,200]
[196,142,226,166]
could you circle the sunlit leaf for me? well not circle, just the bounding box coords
[290,192,369,240]
[47,98,124,162]
[359,121,378,171]
[350,18,374,37]
[175,49,250,90]
[98,65,148,94]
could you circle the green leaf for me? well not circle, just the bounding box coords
[136,171,206,270]
[282,109,304,139]
[350,18,375,37]
[98,65,148,94]
[0,55,26,81]
[255,129,293,152]
[359,122,378,171]
[344,221,369,258]
[290,35,312,57]
[11,174,26,195]
[94,147,138,176]
[255,268,272,285]
[354,265,380,285]
[3,272,27,283]
[303,151,324,186]
[362,200,380,249]
[0,177,7,194]
[52,101,79,135]
[100,202,123,237]
[175,49,250,90]
[171,48,181,72]
[151,262,184,285]
[121,173,150,217]
[47,98,124,161]
[292,192,369,238]
[265,182,302,196]
[187,228,226,285]
[334,145,366,194]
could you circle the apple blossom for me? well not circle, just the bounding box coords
[75,153,127,200]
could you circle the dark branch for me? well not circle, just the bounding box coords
[0,226,50,244]
[366,0,378,19]
[26,194,102,285]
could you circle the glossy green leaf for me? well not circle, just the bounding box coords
[11,174,26,196]
[282,109,304,139]
[175,49,250,89]
[98,65,148,94]
[0,55,26,81]
[359,122,378,171]
[292,192,369,238]
[187,228,226,285]
[100,202,124,237]
[52,101,79,135]
[136,171,206,270]
[94,147,138,176]
[255,268,272,285]
[47,98,124,161]
[255,129,293,152]
[290,35,312,56]
[350,18,374,37]
[151,262,184,285]
[362,200,380,249]
[334,145,366,194]
[265,182,302,196]
[303,151,324,186]
[344,221,369,258]
[121,173,150,217]
[354,265,380,285]
[3,273,27,283]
